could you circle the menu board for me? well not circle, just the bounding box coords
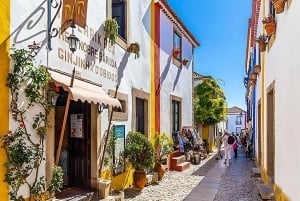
[70,114,83,138]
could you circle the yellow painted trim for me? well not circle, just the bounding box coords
[101,163,134,191]
[150,0,155,143]
[261,0,266,170]
[0,0,10,199]
[274,183,291,201]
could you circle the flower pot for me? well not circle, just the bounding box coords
[182,59,189,66]
[133,170,147,189]
[154,162,166,181]
[250,73,257,80]
[264,22,276,35]
[172,49,181,58]
[129,44,138,53]
[97,179,111,199]
[259,42,267,52]
[254,65,261,73]
[273,0,286,14]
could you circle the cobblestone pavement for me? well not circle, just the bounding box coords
[213,151,263,201]
[124,153,217,201]
[125,148,264,201]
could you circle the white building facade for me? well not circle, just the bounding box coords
[0,0,199,199]
[246,0,298,200]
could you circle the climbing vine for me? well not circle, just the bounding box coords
[0,47,61,200]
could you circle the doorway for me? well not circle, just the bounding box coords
[266,83,275,182]
[55,89,91,188]
[257,100,262,166]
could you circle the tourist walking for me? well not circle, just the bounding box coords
[215,131,223,160]
[223,131,234,164]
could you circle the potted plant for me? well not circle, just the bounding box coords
[154,132,174,180]
[127,42,140,59]
[182,58,189,66]
[262,15,276,35]
[172,48,181,58]
[254,64,261,73]
[273,0,286,14]
[124,131,154,189]
[256,35,268,52]
[104,18,119,45]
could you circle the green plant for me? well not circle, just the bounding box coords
[0,47,55,200]
[154,132,174,164]
[127,42,140,59]
[124,131,154,170]
[194,77,227,125]
[103,126,117,168]
[256,35,268,44]
[104,18,119,45]
[47,165,64,193]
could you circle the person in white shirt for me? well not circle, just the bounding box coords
[223,131,234,164]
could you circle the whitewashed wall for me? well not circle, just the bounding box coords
[255,1,300,199]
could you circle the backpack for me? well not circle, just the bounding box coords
[228,135,234,145]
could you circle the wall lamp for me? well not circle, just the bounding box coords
[67,21,79,53]
[98,103,109,113]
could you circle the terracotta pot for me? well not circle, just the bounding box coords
[254,65,261,73]
[133,169,147,189]
[172,49,181,58]
[129,44,138,53]
[259,42,266,52]
[273,0,286,14]
[154,162,166,181]
[182,59,189,66]
[264,22,276,35]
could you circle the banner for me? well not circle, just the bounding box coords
[61,0,88,33]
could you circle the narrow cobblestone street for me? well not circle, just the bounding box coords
[125,148,263,201]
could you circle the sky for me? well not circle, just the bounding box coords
[167,0,252,110]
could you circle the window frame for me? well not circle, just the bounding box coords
[173,29,182,67]
[107,0,129,49]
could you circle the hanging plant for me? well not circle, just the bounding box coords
[127,42,140,59]
[182,58,189,66]
[262,15,276,35]
[104,18,119,46]
[0,47,63,200]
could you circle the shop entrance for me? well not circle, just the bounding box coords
[55,91,91,188]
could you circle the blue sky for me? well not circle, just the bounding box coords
[167,0,252,110]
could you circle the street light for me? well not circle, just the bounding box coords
[67,21,79,53]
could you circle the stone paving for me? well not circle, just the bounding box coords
[125,148,264,201]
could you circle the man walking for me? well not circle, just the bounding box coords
[223,131,234,164]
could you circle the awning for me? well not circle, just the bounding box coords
[49,69,121,108]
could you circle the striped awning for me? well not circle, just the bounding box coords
[49,69,121,108]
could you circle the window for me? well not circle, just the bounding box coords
[235,116,242,125]
[173,31,182,61]
[172,99,181,133]
[112,0,127,41]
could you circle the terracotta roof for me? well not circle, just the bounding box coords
[227,106,245,114]
[156,0,200,47]
[193,71,211,81]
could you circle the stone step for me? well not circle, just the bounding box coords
[257,184,274,200]
[252,167,261,177]
[171,161,190,172]
[171,155,186,165]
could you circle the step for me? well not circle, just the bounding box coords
[257,184,274,200]
[171,161,190,172]
[252,167,261,177]
[171,155,186,165]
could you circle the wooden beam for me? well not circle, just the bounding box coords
[55,94,71,165]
